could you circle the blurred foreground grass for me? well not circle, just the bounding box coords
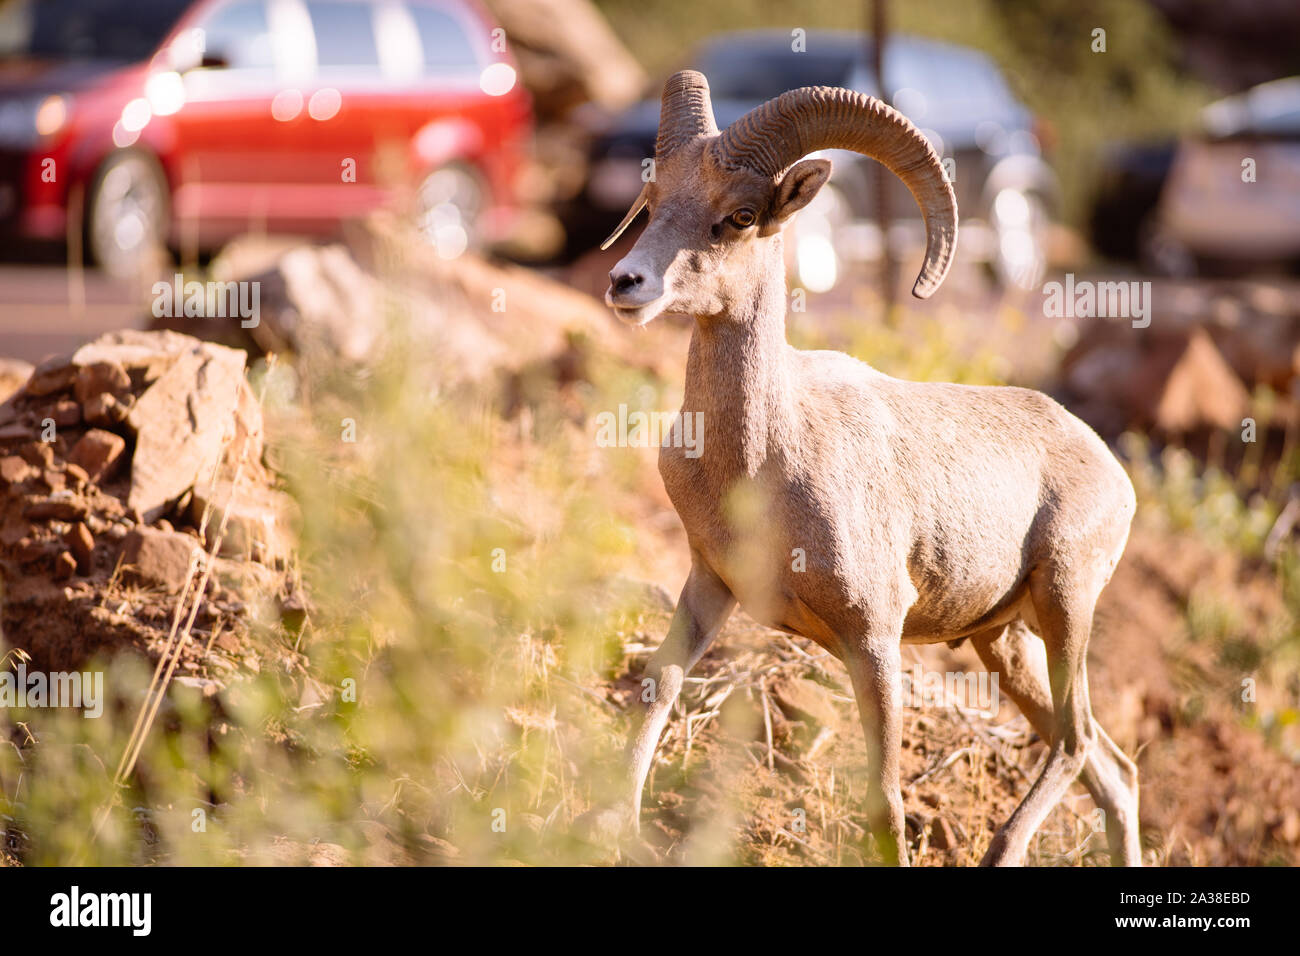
[2,288,1297,864]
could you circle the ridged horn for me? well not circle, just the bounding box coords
[655,70,718,159]
[602,71,718,251]
[713,86,957,298]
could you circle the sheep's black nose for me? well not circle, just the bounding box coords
[611,271,644,295]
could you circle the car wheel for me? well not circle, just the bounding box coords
[413,163,485,259]
[86,151,169,278]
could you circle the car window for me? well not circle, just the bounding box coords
[698,44,855,100]
[0,0,192,61]
[888,46,1011,111]
[197,0,273,71]
[304,0,380,70]
[408,3,480,74]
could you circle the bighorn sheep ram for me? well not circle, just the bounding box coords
[587,71,1141,866]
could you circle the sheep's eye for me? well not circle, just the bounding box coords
[728,209,757,228]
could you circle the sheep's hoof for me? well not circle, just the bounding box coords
[573,805,635,855]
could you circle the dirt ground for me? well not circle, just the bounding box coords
[590,511,1300,866]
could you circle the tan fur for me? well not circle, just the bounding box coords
[580,82,1141,867]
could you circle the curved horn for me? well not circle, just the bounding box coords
[714,87,957,298]
[603,71,719,250]
[655,70,718,159]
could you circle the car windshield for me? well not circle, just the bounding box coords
[0,0,193,62]
[696,42,857,100]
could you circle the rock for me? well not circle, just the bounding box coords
[14,537,48,562]
[0,455,33,486]
[71,329,196,379]
[121,526,203,593]
[52,550,77,580]
[23,495,87,521]
[0,424,30,442]
[64,462,89,486]
[19,441,53,468]
[63,522,94,573]
[930,815,959,851]
[211,555,284,596]
[68,429,126,483]
[0,358,34,401]
[52,400,81,427]
[770,675,839,729]
[173,675,221,697]
[1146,328,1251,433]
[73,360,131,404]
[25,356,77,396]
[191,479,296,563]
[126,342,247,523]
[82,392,122,426]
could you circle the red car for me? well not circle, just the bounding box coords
[0,0,532,275]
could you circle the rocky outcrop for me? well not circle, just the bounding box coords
[0,331,298,674]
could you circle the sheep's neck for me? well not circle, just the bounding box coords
[684,264,793,477]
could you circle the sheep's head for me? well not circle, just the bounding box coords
[604,70,958,326]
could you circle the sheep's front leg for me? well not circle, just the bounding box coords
[576,556,735,849]
[843,633,908,865]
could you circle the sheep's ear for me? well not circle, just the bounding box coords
[767,158,832,231]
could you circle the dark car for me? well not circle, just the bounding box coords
[0,0,532,276]
[565,29,1059,291]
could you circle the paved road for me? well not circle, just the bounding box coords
[0,265,146,363]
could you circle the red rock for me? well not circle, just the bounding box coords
[63,522,94,572]
[52,400,81,427]
[0,454,32,485]
[68,429,126,483]
[25,356,77,396]
[23,495,87,521]
[14,537,49,562]
[770,675,838,729]
[82,391,122,426]
[126,343,246,522]
[0,358,33,400]
[52,550,77,580]
[191,480,296,562]
[73,360,132,404]
[20,441,54,468]
[121,526,203,593]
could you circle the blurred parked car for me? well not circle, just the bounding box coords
[563,30,1059,291]
[1090,76,1300,275]
[0,0,532,276]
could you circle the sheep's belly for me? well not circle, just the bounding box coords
[900,586,1039,645]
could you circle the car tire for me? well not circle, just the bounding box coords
[86,150,170,279]
[413,163,486,259]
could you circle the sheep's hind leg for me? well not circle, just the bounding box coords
[972,620,1141,865]
[979,564,1101,866]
